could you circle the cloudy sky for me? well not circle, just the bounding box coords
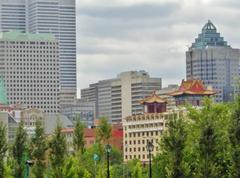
[76,0,240,95]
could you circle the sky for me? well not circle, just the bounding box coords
[76,0,240,95]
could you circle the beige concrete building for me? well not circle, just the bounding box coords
[0,31,60,113]
[123,92,184,163]
[81,71,162,123]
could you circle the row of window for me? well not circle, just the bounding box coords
[125,130,163,138]
[125,138,159,145]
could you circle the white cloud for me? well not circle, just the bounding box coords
[76,0,240,97]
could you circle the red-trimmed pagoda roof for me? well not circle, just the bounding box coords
[170,79,216,96]
[139,91,167,104]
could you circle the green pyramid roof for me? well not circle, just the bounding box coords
[191,20,229,49]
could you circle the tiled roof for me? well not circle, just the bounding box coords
[139,91,167,104]
[170,79,216,96]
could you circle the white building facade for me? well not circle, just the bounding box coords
[0,0,76,100]
[0,31,60,113]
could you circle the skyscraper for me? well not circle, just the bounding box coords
[0,31,60,113]
[81,71,162,123]
[0,0,76,100]
[186,20,240,102]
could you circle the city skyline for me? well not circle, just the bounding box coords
[76,0,240,95]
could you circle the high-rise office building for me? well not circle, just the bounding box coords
[0,31,60,113]
[0,0,76,102]
[186,20,240,102]
[81,71,162,123]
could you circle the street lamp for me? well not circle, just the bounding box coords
[146,140,154,178]
[105,144,112,178]
[25,160,34,178]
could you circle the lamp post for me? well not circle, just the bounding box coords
[25,160,34,178]
[146,140,154,178]
[105,144,112,178]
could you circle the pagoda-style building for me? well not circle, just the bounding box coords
[170,79,216,106]
[139,91,167,113]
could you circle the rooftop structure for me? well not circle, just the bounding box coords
[139,91,167,113]
[0,30,55,41]
[170,79,216,106]
[191,20,229,49]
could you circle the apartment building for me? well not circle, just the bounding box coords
[81,71,162,123]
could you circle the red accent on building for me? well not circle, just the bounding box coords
[169,79,216,106]
[61,124,123,151]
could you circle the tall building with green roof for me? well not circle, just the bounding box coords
[0,31,60,113]
[186,20,240,102]
[0,0,76,104]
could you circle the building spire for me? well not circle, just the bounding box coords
[191,20,229,49]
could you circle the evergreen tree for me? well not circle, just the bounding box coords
[229,97,240,177]
[30,118,47,178]
[185,98,232,178]
[49,120,67,178]
[132,162,142,178]
[0,122,8,177]
[73,117,85,154]
[96,117,112,144]
[12,121,28,178]
[159,113,187,178]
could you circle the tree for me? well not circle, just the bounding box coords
[185,98,232,178]
[0,122,8,177]
[73,117,85,154]
[158,113,187,178]
[229,97,240,177]
[30,118,47,178]
[12,121,28,178]
[49,121,67,178]
[96,117,112,144]
[132,162,143,178]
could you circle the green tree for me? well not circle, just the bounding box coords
[30,119,47,178]
[185,98,232,178]
[0,122,8,177]
[96,117,112,144]
[197,99,232,178]
[158,113,187,178]
[49,121,67,178]
[73,117,85,154]
[62,154,92,178]
[229,97,240,177]
[12,121,28,178]
[132,162,143,178]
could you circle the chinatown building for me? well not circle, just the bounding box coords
[170,79,216,106]
[123,91,184,163]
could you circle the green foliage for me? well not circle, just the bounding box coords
[96,117,112,144]
[0,121,7,177]
[49,120,67,178]
[12,121,28,178]
[132,162,143,178]
[73,117,85,154]
[158,113,188,178]
[229,97,240,177]
[30,119,47,178]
